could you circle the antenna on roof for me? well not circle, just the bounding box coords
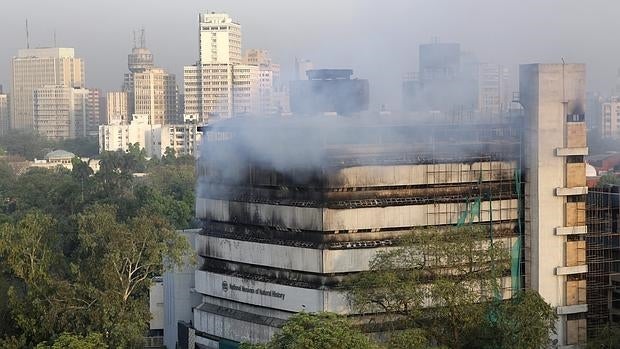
[132,30,137,48]
[53,29,57,47]
[140,27,146,48]
[25,19,30,49]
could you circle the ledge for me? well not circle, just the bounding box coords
[555,265,588,275]
[556,147,588,156]
[555,187,588,196]
[557,304,588,315]
[555,226,587,236]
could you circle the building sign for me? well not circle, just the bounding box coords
[222,281,286,300]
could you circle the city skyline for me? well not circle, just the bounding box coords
[1,0,620,109]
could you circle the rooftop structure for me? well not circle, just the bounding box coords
[128,29,155,73]
[289,69,369,115]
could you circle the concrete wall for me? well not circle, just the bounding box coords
[198,161,517,189]
[195,270,351,314]
[520,63,586,347]
[163,230,202,349]
[196,198,518,231]
[198,235,517,274]
[194,306,279,345]
[197,235,388,273]
[330,161,516,188]
[149,280,164,330]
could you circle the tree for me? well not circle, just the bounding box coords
[241,312,377,349]
[586,325,620,349]
[134,185,194,229]
[74,204,192,347]
[346,225,554,348]
[0,212,81,345]
[475,290,556,349]
[385,328,435,349]
[162,147,177,164]
[35,332,107,349]
[597,173,620,187]
[0,130,51,160]
[0,206,193,348]
[71,157,94,203]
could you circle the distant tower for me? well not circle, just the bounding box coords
[11,48,85,130]
[295,57,313,81]
[184,12,260,121]
[128,29,154,73]
[122,29,177,125]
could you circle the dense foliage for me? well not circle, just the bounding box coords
[597,173,620,187]
[0,130,98,160]
[586,325,620,349]
[345,226,556,349]
[240,313,378,349]
[0,139,197,348]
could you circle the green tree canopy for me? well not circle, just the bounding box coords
[35,332,107,349]
[241,312,377,349]
[0,206,192,348]
[346,226,554,349]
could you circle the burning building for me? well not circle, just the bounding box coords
[188,63,588,348]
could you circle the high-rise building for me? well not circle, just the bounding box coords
[601,97,620,139]
[33,85,91,140]
[106,91,129,125]
[198,12,242,65]
[290,69,369,115]
[86,89,102,136]
[126,68,177,125]
[520,63,588,347]
[184,13,262,121]
[0,86,8,136]
[128,31,155,74]
[295,58,313,81]
[11,48,85,130]
[586,92,603,133]
[123,33,178,125]
[403,42,477,113]
[243,49,281,115]
[419,42,461,80]
[477,63,509,115]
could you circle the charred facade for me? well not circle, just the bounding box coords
[193,116,524,345]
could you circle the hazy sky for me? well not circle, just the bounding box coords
[0,0,618,108]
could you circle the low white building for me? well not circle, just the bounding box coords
[30,149,100,172]
[98,114,203,158]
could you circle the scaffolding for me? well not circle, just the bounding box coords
[586,187,620,335]
[421,120,524,297]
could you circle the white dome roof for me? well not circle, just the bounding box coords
[45,149,76,160]
[586,163,597,177]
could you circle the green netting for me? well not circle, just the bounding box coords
[511,237,522,292]
[512,169,523,292]
[457,198,481,227]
